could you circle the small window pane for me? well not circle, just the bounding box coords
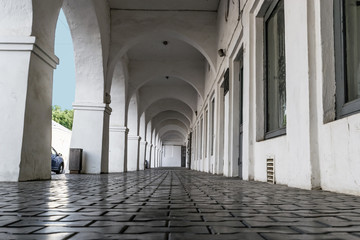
[265,0,286,133]
[344,0,360,103]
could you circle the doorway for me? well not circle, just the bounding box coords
[187,132,192,169]
[181,146,186,167]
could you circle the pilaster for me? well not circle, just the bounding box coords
[109,126,128,172]
[127,135,141,171]
[71,103,112,174]
[139,141,148,170]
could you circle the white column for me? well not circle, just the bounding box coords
[109,126,128,172]
[139,141,147,170]
[155,147,159,167]
[0,37,58,181]
[71,103,111,174]
[148,144,153,168]
[151,145,156,168]
[127,135,140,171]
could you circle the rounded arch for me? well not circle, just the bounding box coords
[139,112,146,140]
[108,29,216,80]
[110,60,128,126]
[152,111,191,130]
[155,119,188,133]
[145,99,194,124]
[127,92,139,136]
[161,130,187,143]
[139,78,199,114]
[128,62,205,102]
[158,125,188,139]
[62,0,108,103]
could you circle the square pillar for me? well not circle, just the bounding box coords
[151,145,156,168]
[71,103,111,174]
[109,126,128,172]
[148,144,153,168]
[127,135,140,171]
[139,141,147,170]
[0,37,58,181]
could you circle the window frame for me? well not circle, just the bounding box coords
[210,96,215,156]
[263,0,287,140]
[334,0,360,118]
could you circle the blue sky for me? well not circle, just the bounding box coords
[53,9,75,110]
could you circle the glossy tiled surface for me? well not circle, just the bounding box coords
[0,168,360,239]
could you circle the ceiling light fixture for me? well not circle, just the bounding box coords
[218,49,226,57]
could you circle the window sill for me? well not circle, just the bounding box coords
[264,127,286,140]
[337,98,360,119]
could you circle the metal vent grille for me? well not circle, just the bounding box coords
[267,158,275,184]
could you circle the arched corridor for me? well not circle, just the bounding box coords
[1,0,360,238]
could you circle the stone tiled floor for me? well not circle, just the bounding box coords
[0,168,360,239]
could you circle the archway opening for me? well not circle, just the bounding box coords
[51,9,75,176]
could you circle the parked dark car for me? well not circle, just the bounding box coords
[51,147,64,174]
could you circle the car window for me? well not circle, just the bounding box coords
[51,148,57,155]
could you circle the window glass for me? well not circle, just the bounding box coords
[265,0,286,133]
[344,0,360,103]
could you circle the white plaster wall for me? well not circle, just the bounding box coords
[315,0,360,195]
[223,93,230,176]
[109,127,127,172]
[253,136,288,184]
[51,121,71,173]
[0,50,32,181]
[62,0,106,103]
[71,106,109,173]
[162,145,181,167]
[319,116,360,195]
[0,1,32,37]
[127,136,140,171]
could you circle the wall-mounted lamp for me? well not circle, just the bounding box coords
[218,49,226,57]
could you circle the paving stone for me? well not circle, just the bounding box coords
[70,233,167,240]
[0,232,73,240]
[262,232,360,240]
[169,232,264,240]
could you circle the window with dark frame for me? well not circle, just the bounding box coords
[264,0,286,139]
[334,0,360,118]
[210,98,215,156]
[222,69,230,96]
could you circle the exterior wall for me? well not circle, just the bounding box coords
[162,145,181,167]
[315,1,360,196]
[189,0,360,196]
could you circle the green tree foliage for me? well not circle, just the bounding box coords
[52,105,74,130]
